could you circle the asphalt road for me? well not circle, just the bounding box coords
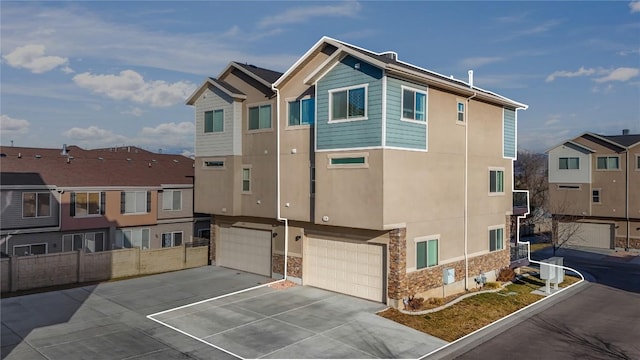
[453,251,640,360]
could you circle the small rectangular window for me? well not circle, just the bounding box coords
[592,189,601,203]
[330,86,366,121]
[457,102,465,122]
[402,87,427,121]
[249,105,271,130]
[489,169,504,193]
[559,157,579,170]
[637,155,640,169]
[596,156,619,170]
[330,157,365,165]
[242,167,251,192]
[416,239,438,269]
[558,184,581,190]
[204,160,224,168]
[489,228,504,252]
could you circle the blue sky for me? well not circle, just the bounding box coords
[1,1,639,155]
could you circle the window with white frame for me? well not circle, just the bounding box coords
[120,191,150,214]
[22,192,51,218]
[416,237,438,269]
[559,157,579,169]
[489,169,504,193]
[162,232,183,247]
[592,189,601,204]
[596,156,619,170]
[248,104,271,130]
[288,98,315,126]
[242,167,251,193]
[457,102,465,122]
[329,85,366,121]
[162,190,182,211]
[204,109,224,133]
[13,243,47,256]
[116,228,150,249]
[85,232,105,252]
[489,228,504,252]
[401,87,426,121]
[71,191,104,217]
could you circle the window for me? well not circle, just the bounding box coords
[637,155,640,169]
[13,243,47,256]
[162,190,182,211]
[63,234,84,252]
[457,102,465,122]
[489,169,504,193]
[401,87,426,121]
[559,157,579,169]
[288,98,315,126]
[242,167,251,193]
[248,104,271,130]
[592,189,601,204]
[331,157,365,165]
[116,228,150,249]
[328,153,369,168]
[203,160,224,168]
[558,184,581,190]
[121,191,151,214]
[162,232,183,247]
[71,192,104,217]
[489,228,504,252]
[204,109,224,133]
[416,239,438,269]
[22,192,50,218]
[596,156,619,170]
[330,85,366,121]
[85,232,104,252]
[310,165,316,196]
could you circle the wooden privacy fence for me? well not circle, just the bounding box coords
[1,243,208,293]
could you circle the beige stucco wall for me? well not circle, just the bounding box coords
[194,155,242,215]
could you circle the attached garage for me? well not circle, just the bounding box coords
[217,227,272,276]
[304,237,384,302]
[559,222,613,249]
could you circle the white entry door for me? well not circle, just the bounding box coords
[305,237,384,302]
[218,227,271,276]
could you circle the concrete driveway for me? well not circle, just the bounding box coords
[2,266,446,359]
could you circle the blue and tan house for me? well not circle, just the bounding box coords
[0,145,209,257]
[188,37,528,307]
[547,131,640,250]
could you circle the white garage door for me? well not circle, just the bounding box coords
[218,227,271,276]
[559,222,613,249]
[305,237,384,302]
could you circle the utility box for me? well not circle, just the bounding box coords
[443,268,455,285]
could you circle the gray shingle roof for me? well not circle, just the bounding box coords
[233,63,283,84]
[601,134,640,148]
[209,77,245,96]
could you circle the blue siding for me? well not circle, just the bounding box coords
[503,108,516,159]
[316,56,383,150]
[385,77,427,150]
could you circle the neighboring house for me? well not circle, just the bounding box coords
[0,145,210,257]
[188,37,528,308]
[547,131,640,250]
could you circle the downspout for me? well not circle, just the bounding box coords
[625,149,630,251]
[464,82,477,291]
[273,86,289,280]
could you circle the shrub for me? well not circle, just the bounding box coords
[496,267,516,282]
[485,281,501,289]
[406,295,425,311]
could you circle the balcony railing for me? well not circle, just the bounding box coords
[513,190,530,216]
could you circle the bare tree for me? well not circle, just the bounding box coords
[514,150,549,233]
[549,192,585,256]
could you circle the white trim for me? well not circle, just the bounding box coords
[161,189,183,212]
[302,49,344,85]
[636,154,640,171]
[381,73,387,147]
[0,226,60,236]
[160,184,193,189]
[0,185,56,190]
[400,85,428,123]
[13,243,48,256]
[383,146,428,153]
[382,222,407,230]
[122,190,150,215]
[328,83,368,123]
[315,145,382,153]
[161,231,184,247]
[327,152,369,169]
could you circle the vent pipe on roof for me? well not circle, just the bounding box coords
[61,144,68,156]
[622,129,630,135]
[468,70,474,88]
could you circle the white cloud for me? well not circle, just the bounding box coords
[545,67,599,82]
[459,57,504,69]
[0,114,30,134]
[63,126,127,145]
[61,123,195,151]
[72,70,196,107]
[140,122,194,137]
[3,44,70,74]
[618,48,640,56]
[258,1,361,28]
[630,1,640,13]
[122,107,144,117]
[594,67,640,83]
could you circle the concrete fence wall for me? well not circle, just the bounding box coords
[1,244,209,293]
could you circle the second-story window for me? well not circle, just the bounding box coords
[489,169,504,194]
[402,87,426,121]
[162,190,182,211]
[596,156,619,170]
[288,98,315,126]
[559,157,579,169]
[22,192,51,218]
[330,85,366,121]
[248,105,271,130]
[457,102,465,122]
[71,191,105,217]
[204,109,224,133]
[121,191,151,214]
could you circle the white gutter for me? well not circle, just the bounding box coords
[464,89,477,290]
[272,86,289,281]
[626,149,630,250]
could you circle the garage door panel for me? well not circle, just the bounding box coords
[305,237,383,302]
[218,227,271,276]
[560,222,613,249]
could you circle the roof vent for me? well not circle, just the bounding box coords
[468,70,474,88]
[35,154,41,158]
[381,51,397,61]
[61,144,68,156]
[98,157,104,160]
[0,153,6,157]
[622,129,630,135]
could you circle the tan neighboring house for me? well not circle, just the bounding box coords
[188,37,528,308]
[0,145,210,257]
[547,131,640,250]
